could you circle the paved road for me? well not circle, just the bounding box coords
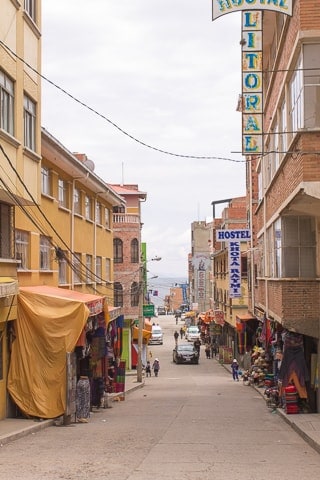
[1,314,320,479]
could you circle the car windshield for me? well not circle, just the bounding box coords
[188,328,199,333]
[177,345,194,352]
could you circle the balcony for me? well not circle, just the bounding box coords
[113,214,140,224]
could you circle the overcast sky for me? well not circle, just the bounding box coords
[41,1,245,279]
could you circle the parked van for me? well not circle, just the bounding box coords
[149,325,163,345]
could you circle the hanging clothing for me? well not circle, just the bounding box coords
[76,376,91,421]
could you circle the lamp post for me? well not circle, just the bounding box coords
[137,257,161,382]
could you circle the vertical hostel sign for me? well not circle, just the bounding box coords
[242,11,263,154]
[216,229,251,298]
[212,0,292,20]
[212,0,293,154]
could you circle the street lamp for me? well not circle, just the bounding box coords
[137,257,161,382]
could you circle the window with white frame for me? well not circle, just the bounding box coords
[0,204,13,259]
[289,54,303,134]
[105,258,111,282]
[303,43,320,129]
[85,195,92,220]
[85,254,92,283]
[24,0,36,21]
[96,256,102,283]
[73,252,82,283]
[41,166,51,196]
[24,95,36,151]
[105,208,110,229]
[58,179,69,209]
[15,229,29,269]
[58,250,68,284]
[0,71,14,135]
[73,188,81,215]
[269,216,315,278]
[95,202,102,224]
[40,235,51,270]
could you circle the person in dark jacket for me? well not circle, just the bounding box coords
[231,359,239,381]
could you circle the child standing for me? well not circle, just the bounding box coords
[145,360,151,377]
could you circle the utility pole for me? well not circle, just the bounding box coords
[137,264,144,383]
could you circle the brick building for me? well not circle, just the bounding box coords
[247,2,320,412]
[111,184,147,369]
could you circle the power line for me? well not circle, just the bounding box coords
[0,39,244,163]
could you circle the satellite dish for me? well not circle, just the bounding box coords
[83,159,95,171]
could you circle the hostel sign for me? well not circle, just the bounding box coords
[212,0,292,154]
[216,229,251,298]
[212,0,293,20]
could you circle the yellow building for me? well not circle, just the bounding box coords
[0,1,42,420]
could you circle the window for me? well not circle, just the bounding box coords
[41,167,51,196]
[113,238,123,263]
[58,250,68,284]
[0,70,14,135]
[40,235,51,270]
[24,95,36,150]
[15,229,29,269]
[131,282,139,307]
[85,254,92,283]
[58,179,68,208]
[85,195,92,220]
[267,216,316,278]
[95,202,102,224]
[105,208,110,229]
[0,330,3,380]
[73,252,82,283]
[96,256,102,283]
[131,238,139,263]
[73,188,81,215]
[24,0,36,21]
[114,282,123,307]
[0,204,13,259]
[105,258,111,282]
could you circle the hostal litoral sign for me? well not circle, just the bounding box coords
[212,0,293,20]
[216,229,251,298]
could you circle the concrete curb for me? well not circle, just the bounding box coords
[0,419,55,447]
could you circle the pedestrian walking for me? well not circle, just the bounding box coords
[174,330,179,346]
[211,341,218,358]
[180,327,184,340]
[205,344,211,359]
[194,338,201,357]
[231,358,239,381]
[152,358,160,377]
[145,360,151,377]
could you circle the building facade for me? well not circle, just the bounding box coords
[111,184,147,369]
[247,2,320,412]
[189,221,211,313]
[0,0,42,420]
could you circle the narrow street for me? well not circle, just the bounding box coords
[1,314,320,480]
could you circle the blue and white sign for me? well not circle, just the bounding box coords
[229,241,242,298]
[216,229,251,241]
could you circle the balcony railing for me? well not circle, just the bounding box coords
[113,214,140,224]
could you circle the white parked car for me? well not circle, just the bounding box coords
[148,325,163,345]
[185,326,200,342]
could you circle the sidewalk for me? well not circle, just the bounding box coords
[0,372,144,447]
[221,361,320,454]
